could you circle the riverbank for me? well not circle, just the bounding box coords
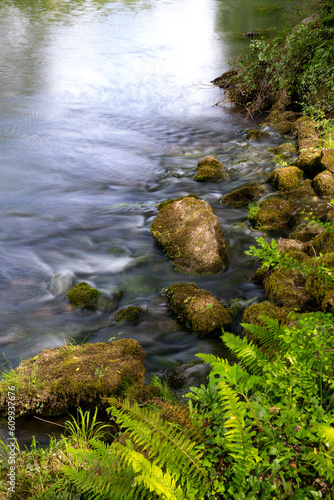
[1,1,334,498]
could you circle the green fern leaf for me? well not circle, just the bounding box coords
[221,331,268,375]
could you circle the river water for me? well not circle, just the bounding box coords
[0,0,306,411]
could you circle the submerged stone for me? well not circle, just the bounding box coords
[267,166,303,191]
[165,282,231,335]
[269,143,297,155]
[194,156,228,182]
[221,182,268,207]
[114,306,145,325]
[246,129,270,141]
[151,196,227,274]
[67,282,101,310]
[0,339,146,417]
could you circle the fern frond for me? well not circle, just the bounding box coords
[241,315,286,356]
[62,439,147,500]
[217,381,258,483]
[307,450,334,483]
[221,331,268,375]
[107,399,209,494]
[114,443,186,500]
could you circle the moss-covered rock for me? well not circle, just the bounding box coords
[221,182,268,207]
[284,179,318,201]
[289,222,324,243]
[276,237,306,253]
[249,197,295,230]
[242,301,293,337]
[319,148,334,173]
[66,282,119,312]
[114,306,145,325]
[304,252,334,310]
[310,229,334,255]
[267,166,303,191]
[294,149,323,178]
[67,282,101,310]
[269,143,297,155]
[264,265,310,311]
[0,339,146,417]
[313,170,334,197]
[165,282,231,335]
[291,116,321,150]
[151,196,227,274]
[276,121,293,134]
[246,129,270,141]
[194,156,228,182]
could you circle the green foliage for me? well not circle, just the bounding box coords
[187,311,334,498]
[228,3,334,117]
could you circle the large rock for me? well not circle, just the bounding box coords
[194,156,228,182]
[151,196,227,274]
[0,339,146,417]
[267,166,303,191]
[221,182,268,207]
[319,148,334,173]
[165,282,231,335]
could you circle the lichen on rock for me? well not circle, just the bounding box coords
[151,196,227,274]
[194,156,228,182]
[0,339,146,417]
[165,282,231,335]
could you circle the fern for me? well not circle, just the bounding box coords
[107,399,209,494]
[221,331,268,375]
[216,381,259,484]
[62,438,148,500]
[241,315,286,356]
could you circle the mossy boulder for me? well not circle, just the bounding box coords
[67,282,101,310]
[67,282,119,312]
[319,148,334,173]
[289,222,324,243]
[246,129,270,141]
[304,253,334,310]
[114,306,145,325]
[151,196,227,274]
[294,149,323,178]
[267,166,303,191]
[284,179,317,201]
[269,143,297,155]
[313,170,334,197]
[165,282,231,335]
[276,237,305,253]
[0,339,146,417]
[221,182,268,207]
[291,116,321,150]
[249,198,295,230]
[242,301,293,338]
[264,266,309,311]
[310,229,334,255]
[194,156,228,182]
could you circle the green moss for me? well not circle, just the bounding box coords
[313,170,334,196]
[304,252,334,309]
[246,129,270,141]
[194,156,228,182]
[242,301,294,338]
[67,282,101,310]
[221,182,268,207]
[264,268,309,310]
[157,194,198,211]
[166,282,231,336]
[284,179,317,201]
[0,339,146,417]
[268,143,297,155]
[114,306,145,325]
[311,229,334,254]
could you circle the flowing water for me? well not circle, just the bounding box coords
[0,0,309,442]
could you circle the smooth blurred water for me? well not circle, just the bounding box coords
[0,0,307,382]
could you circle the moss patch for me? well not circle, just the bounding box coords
[194,156,228,182]
[0,339,146,417]
[67,282,101,310]
[166,282,231,336]
[151,196,227,274]
[114,306,145,325]
[304,253,334,309]
[313,170,334,197]
[246,129,270,141]
[242,301,293,338]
